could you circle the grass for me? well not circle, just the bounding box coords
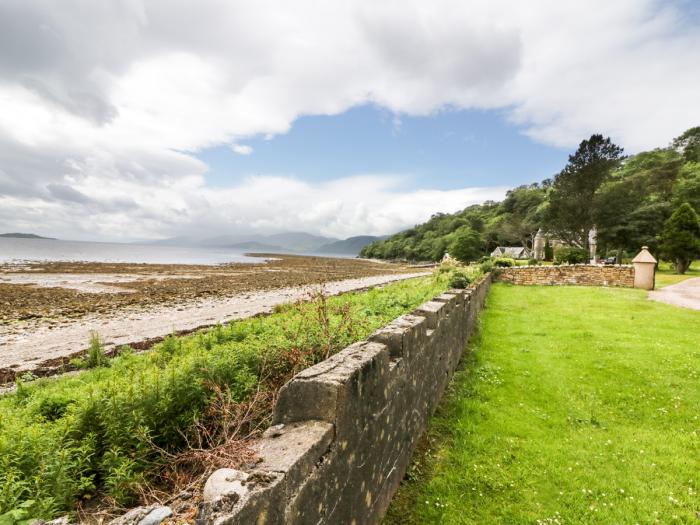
[0,271,464,520]
[655,260,700,288]
[385,284,700,524]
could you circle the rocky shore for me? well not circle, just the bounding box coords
[0,255,426,381]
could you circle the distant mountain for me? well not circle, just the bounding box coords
[147,235,200,246]
[149,231,383,254]
[198,234,258,247]
[199,231,339,253]
[264,232,338,253]
[228,241,288,252]
[316,235,389,255]
[0,232,55,239]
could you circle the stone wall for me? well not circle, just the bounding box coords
[495,264,634,287]
[197,275,492,525]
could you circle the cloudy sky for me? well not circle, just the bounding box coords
[1,0,699,242]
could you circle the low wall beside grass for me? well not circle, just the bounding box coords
[197,275,491,525]
[495,264,634,287]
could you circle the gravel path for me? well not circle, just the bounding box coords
[0,272,430,372]
[648,277,700,311]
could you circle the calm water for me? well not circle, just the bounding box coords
[0,238,260,265]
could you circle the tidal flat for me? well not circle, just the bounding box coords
[0,254,424,380]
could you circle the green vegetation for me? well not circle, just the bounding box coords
[385,284,700,524]
[361,127,700,270]
[659,202,700,274]
[547,134,624,247]
[553,246,588,264]
[655,260,700,288]
[0,271,470,519]
[449,227,485,264]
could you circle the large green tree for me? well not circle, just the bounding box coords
[546,134,624,247]
[672,126,700,163]
[487,183,547,249]
[361,127,700,265]
[659,202,700,274]
[592,148,681,254]
[449,226,485,264]
[672,162,700,212]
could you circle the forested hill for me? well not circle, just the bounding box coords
[361,127,700,263]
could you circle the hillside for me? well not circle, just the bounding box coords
[0,233,55,239]
[153,232,339,253]
[316,235,387,255]
[228,241,288,252]
[362,127,700,263]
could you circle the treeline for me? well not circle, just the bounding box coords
[361,127,700,271]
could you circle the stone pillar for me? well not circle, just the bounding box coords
[533,229,545,260]
[632,246,657,290]
[588,226,598,264]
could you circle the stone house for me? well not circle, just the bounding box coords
[490,246,531,259]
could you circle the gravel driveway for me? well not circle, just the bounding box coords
[648,277,700,310]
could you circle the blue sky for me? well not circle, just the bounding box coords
[198,105,569,191]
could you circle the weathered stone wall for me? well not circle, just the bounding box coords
[197,275,491,525]
[495,264,634,287]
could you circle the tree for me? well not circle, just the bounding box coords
[491,184,547,248]
[659,202,700,274]
[546,134,624,247]
[544,239,553,261]
[449,226,485,264]
[673,162,700,213]
[672,127,700,163]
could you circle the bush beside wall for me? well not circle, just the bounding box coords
[196,275,492,525]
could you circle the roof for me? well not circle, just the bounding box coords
[632,246,657,264]
[491,246,530,258]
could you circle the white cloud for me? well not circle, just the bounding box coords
[231,144,253,155]
[0,0,698,240]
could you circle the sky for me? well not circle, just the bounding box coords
[0,0,699,242]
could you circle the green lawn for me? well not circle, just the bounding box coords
[656,260,700,288]
[385,284,700,524]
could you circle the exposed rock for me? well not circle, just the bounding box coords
[35,517,69,525]
[202,468,249,503]
[138,506,173,525]
[109,506,156,525]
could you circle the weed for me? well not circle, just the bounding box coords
[84,331,109,369]
[0,274,449,519]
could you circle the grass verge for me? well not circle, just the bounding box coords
[655,260,699,288]
[385,284,700,524]
[0,270,469,520]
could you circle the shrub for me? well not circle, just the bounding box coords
[527,258,540,266]
[544,239,554,260]
[479,259,494,274]
[554,246,588,264]
[85,331,109,369]
[0,276,450,518]
[493,257,515,268]
[659,202,700,274]
[448,271,472,289]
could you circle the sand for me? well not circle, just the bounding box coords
[0,260,429,376]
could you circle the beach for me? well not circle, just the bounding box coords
[0,254,427,379]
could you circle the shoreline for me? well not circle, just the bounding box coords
[0,272,429,384]
[0,255,430,381]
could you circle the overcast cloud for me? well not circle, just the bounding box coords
[0,0,698,241]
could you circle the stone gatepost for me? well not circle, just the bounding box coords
[533,229,545,260]
[632,246,657,290]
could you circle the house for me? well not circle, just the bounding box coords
[491,246,531,259]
